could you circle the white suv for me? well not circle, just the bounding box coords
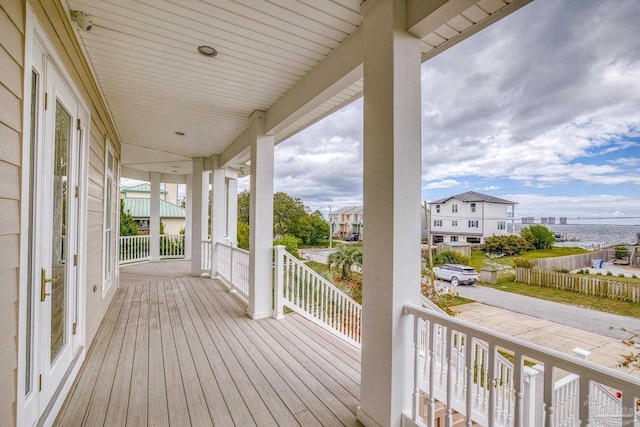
[433,264,478,286]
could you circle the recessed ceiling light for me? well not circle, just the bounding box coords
[198,45,217,57]
[175,131,185,136]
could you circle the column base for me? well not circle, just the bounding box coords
[246,308,273,320]
[357,406,384,427]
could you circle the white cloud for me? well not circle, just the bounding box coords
[424,179,461,189]
[262,0,640,218]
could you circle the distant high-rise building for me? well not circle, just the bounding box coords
[547,217,556,225]
[541,217,548,224]
[521,217,535,224]
[559,217,567,225]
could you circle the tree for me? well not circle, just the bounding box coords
[119,199,138,236]
[520,225,556,250]
[298,212,329,245]
[237,221,250,250]
[328,245,363,280]
[433,250,470,266]
[273,192,307,237]
[238,190,250,224]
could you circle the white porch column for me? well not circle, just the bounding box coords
[358,0,422,426]
[190,158,204,276]
[226,171,239,244]
[149,172,161,262]
[202,171,210,239]
[185,174,192,260]
[211,160,227,244]
[248,111,274,320]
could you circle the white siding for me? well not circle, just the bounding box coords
[0,1,24,423]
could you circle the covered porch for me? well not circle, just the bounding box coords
[55,260,361,426]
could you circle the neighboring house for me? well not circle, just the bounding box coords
[121,198,186,235]
[427,191,516,245]
[120,183,185,234]
[121,183,179,204]
[329,206,364,240]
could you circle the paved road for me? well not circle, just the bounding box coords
[439,281,640,340]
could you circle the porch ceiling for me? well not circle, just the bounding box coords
[64,0,530,177]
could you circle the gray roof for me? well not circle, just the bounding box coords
[429,191,516,205]
[332,206,363,215]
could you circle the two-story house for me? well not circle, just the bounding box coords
[329,206,364,240]
[427,191,516,245]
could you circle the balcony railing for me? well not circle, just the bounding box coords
[213,241,250,299]
[274,246,362,347]
[119,234,186,264]
[119,235,150,264]
[403,303,640,427]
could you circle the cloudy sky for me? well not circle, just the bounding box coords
[239,0,640,224]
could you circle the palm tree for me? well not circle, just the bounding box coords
[328,245,363,280]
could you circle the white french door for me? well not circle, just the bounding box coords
[32,59,82,416]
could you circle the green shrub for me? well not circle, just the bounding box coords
[274,234,300,258]
[434,251,470,266]
[606,271,613,276]
[619,274,626,278]
[520,225,556,249]
[513,257,534,269]
[556,268,570,273]
[614,246,630,259]
[483,235,531,256]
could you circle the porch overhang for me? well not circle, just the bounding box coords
[64,0,532,177]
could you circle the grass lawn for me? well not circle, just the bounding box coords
[468,246,589,271]
[482,277,640,318]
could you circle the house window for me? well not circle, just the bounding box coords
[103,139,115,294]
[452,204,458,213]
[498,221,506,230]
[451,236,458,242]
[435,204,440,213]
[471,203,476,213]
[452,220,458,227]
[433,220,442,227]
[467,237,481,244]
[468,220,479,228]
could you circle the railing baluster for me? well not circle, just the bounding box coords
[446,327,454,427]
[465,335,474,427]
[428,321,437,427]
[412,315,421,422]
[544,364,555,427]
[488,343,497,426]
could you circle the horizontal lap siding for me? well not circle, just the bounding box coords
[30,0,121,348]
[0,1,23,424]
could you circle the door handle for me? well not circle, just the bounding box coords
[41,268,59,302]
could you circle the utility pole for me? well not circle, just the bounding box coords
[329,205,333,249]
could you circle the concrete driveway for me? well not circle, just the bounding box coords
[437,280,640,339]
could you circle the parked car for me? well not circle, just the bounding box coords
[433,264,478,286]
[345,233,360,242]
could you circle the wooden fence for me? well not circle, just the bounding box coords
[515,267,640,303]
[533,250,612,271]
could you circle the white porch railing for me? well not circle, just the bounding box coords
[403,303,640,427]
[159,234,185,259]
[119,235,150,263]
[213,241,250,298]
[274,246,362,347]
[201,239,212,272]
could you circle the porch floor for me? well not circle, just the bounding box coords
[55,261,362,426]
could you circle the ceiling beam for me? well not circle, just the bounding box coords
[406,0,477,39]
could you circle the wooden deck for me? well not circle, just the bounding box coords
[55,261,362,426]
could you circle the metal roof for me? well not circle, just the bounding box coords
[122,197,185,218]
[429,191,516,205]
[121,183,167,194]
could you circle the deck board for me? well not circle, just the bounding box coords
[55,260,362,427]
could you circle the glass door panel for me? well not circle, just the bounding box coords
[50,99,71,362]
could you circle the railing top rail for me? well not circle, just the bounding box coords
[419,294,448,315]
[404,303,640,391]
[213,241,249,255]
[282,248,362,309]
